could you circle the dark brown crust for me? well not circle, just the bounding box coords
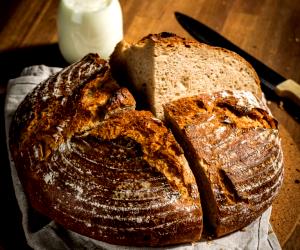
[10,54,123,158]
[164,90,283,237]
[9,54,202,246]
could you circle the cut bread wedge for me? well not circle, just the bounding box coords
[163,90,283,237]
[110,32,261,119]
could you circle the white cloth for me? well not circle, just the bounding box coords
[4,65,282,250]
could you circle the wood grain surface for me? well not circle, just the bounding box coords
[0,0,299,249]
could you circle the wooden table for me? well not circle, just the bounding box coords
[0,0,299,249]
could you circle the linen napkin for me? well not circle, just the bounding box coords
[5,65,282,250]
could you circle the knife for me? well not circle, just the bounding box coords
[175,12,300,119]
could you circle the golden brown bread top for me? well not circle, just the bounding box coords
[88,110,199,200]
[9,54,202,246]
[164,90,283,236]
[20,110,202,246]
[10,54,136,161]
[164,90,277,130]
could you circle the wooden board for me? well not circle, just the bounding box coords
[0,0,299,249]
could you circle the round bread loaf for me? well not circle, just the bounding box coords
[9,54,202,246]
[9,34,284,246]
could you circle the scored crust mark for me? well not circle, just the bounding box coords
[218,168,246,203]
[9,54,202,246]
[164,90,284,237]
[30,111,202,246]
[10,55,137,163]
[87,110,199,199]
[110,32,261,119]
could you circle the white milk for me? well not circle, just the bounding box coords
[57,0,123,63]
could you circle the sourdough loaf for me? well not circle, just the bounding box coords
[9,54,203,246]
[110,32,261,119]
[164,90,283,237]
[9,32,284,246]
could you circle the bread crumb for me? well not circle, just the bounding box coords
[279,101,284,109]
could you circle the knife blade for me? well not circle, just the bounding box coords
[175,11,300,119]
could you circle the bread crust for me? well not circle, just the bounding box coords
[164,90,283,237]
[9,54,202,246]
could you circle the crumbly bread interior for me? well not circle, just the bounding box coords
[110,33,261,119]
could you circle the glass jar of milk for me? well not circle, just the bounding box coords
[57,0,123,63]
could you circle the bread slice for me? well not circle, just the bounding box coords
[164,90,283,237]
[9,54,203,246]
[110,32,261,119]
